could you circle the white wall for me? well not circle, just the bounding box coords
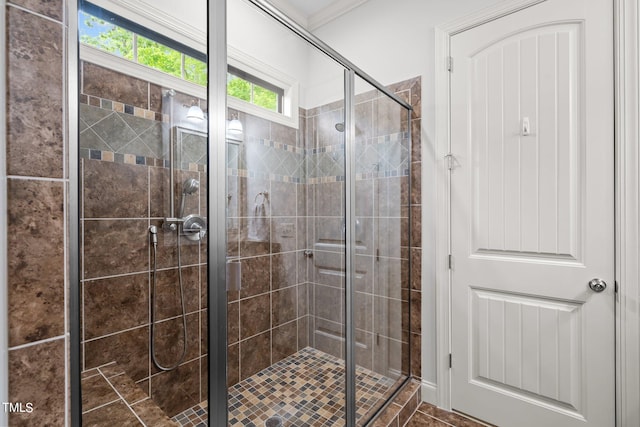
[228,0,308,92]
[311,0,505,385]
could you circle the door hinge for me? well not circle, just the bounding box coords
[615,281,619,293]
[444,153,454,170]
[448,254,452,269]
[449,353,452,368]
[447,56,453,72]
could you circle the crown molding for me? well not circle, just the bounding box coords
[264,0,309,28]
[307,0,370,31]
[266,0,370,31]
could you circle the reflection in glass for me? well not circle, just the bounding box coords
[225,1,412,425]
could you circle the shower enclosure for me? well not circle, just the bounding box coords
[73,0,414,425]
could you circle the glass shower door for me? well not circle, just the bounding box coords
[352,76,412,425]
[226,0,348,424]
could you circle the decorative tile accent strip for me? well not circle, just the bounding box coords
[80,93,169,123]
[308,143,345,155]
[354,168,410,180]
[80,148,207,172]
[246,136,305,155]
[227,168,302,183]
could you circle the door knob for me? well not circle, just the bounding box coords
[588,278,607,293]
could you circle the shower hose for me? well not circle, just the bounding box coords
[149,224,188,371]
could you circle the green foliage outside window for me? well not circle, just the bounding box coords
[79,12,207,86]
[80,14,134,60]
[227,74,279,112]
[185,55,208,86]
[80,11,280,111]
[253,85,278,111]
[137,36,182,78]
[227,76,251,102]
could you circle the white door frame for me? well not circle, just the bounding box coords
[433,1,638,425]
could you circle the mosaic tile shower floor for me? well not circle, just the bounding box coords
[173,347,401,427]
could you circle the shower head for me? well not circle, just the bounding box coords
[335,122,345,132]
[179,178,199,218]
[182,178,199,195]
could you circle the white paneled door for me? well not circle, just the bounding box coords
[449,0,614,426]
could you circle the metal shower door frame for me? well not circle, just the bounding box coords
[208,0,229,425]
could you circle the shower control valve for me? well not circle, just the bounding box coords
[162,217,185,231]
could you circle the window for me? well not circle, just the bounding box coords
[227,66,284,113]
[79,9,207,86]
[78,5,299,128]
[227,46,299,129]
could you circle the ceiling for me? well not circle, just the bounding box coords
[267,0,371,30]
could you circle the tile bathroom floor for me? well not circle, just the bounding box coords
[406,403,489,427]
[174,347,401,426]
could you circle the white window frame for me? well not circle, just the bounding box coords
[80,44,300,130]
[228,45,299,129]
[80,45,207,99]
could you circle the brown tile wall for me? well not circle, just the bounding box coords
[5,0,68,425]
[79,63,208,418]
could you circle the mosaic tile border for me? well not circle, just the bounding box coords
[228,168,302,183]
[225,167,410,185]
[246,137,305,155]
[80,100,409,184]
[80,93,168,123]
[80,148,208,172]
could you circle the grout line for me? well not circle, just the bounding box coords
[6,175,67,182]
[80,372,102,381]
[81,397,123,415]
[6,3,64,24]
[8,334,66,351]
[82,263,205,282]
[129,396,150,407]
[101,372,148,426]
[82,309,207,344]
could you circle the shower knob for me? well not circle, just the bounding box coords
[588,278,607,293]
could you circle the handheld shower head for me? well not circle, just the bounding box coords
[179,178,200,218]
[182,178,199,195]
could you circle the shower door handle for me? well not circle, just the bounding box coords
[227,260,241,291]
